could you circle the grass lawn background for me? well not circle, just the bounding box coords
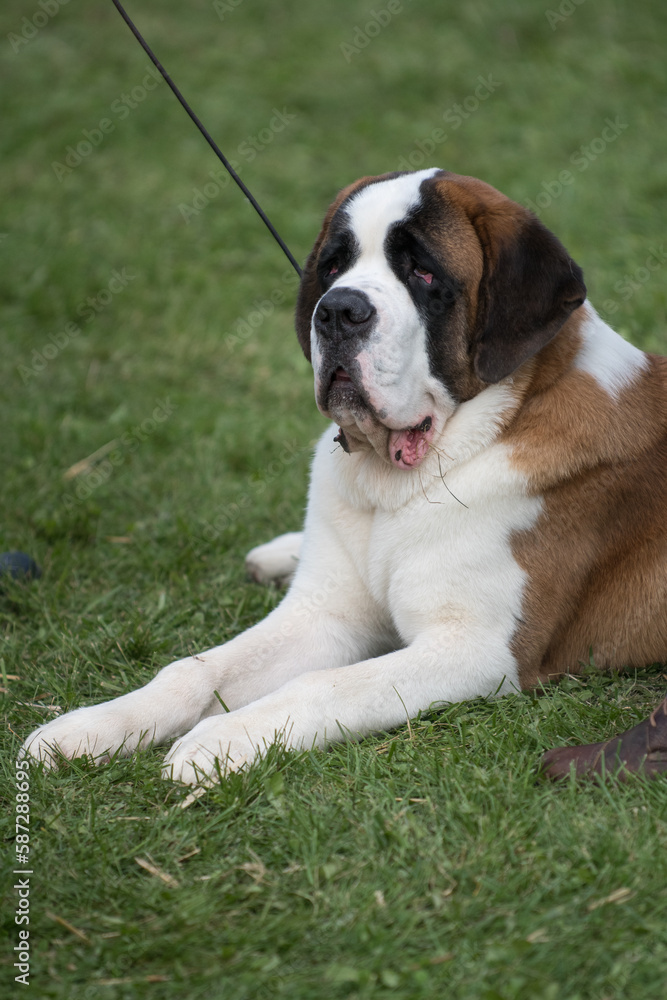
[1,0,666,997]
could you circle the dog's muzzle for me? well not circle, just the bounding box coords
[313,286,436,471]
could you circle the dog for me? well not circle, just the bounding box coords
[23,168,667,784]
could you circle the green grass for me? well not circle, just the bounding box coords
[1,0,666,997]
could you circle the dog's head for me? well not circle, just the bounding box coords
[295,168,586,469]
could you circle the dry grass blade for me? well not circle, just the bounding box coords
[63,439,119,480]
[134,856,180,888]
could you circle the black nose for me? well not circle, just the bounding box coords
[314,288,377,341]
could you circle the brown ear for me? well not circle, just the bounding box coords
[295,174,402,361]
[472,212,586,383]
[294,228,330,363]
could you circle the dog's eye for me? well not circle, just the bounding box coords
[328,263,339,275]
[413,266,433,285]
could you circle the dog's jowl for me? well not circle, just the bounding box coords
[23,169,667,784]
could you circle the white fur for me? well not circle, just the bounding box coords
[574,304,649,398]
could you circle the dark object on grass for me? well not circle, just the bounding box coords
[541,696,667,781]
[0,551,42,585]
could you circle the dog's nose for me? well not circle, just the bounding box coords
[314,288,377,341]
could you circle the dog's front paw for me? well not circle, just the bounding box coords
[162,716,260,785]
[20,702,150,768]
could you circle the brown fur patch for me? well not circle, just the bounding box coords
[430,172,586,383]
[509,347,667,686]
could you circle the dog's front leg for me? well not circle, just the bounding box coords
[163,630,519,784]
[20,580,386,769]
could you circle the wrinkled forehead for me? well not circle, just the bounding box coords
[339,168,442,255]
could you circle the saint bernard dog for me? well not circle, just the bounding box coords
[23,168,667,784]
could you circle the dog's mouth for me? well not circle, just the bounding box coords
[323,366,368,416]
[325,368,435,470]
[327,365,356,395]
[388,416,434,469]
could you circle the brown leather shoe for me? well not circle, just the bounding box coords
[540,696,667,781]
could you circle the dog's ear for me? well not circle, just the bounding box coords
[471,211,586,384]
[294,223,330,363]
[295,176,384,361]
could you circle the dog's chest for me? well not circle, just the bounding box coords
[346,458,543,646]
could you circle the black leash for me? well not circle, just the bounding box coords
[110,0,302,277]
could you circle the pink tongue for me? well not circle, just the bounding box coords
[389,425,431,469]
